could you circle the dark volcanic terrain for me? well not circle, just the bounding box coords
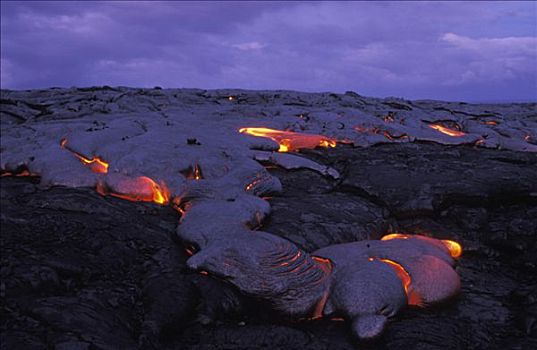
[2,142,536,350]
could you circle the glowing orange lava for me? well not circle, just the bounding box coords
[428,124,466,137]
[1,169,39,177]
[381,233,409,241]
[193,164,202,180]
[239,127,336,152]
[245,177,264,192]
[185,246,195,256]
[183,164,203,180]
[379,258,411,293]
[382,233,462,259]
[378,258,422,306]
[441,240,462,258]
[96,176,170,205]
[60,138,109,173]
[382,131,408,141]
[278,251,302,267]
[74,154,109,173]
[310,256,333,319]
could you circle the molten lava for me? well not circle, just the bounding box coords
[381,233,409,241]
[193,164,203,180]
[379,259,411,293]
[182,164,203,180]
[239,127,336,152]
[428,123,466,137]
[377,258,422,306]
[60,138,109,173]
[96,176,170,205]
[310,256,333,319]
[278,251,302,267]
[245,177,264,192]
[382,233,462,259]
[74,154,109,173]
[441,239,462,258]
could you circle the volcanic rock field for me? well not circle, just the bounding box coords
[1,87,536,349]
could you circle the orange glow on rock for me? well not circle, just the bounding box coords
[382,233,462,259]
[331,317,345,321]
[310,256,333,319]
[381,233,410,241]
[382,131,408,141]
[278,251,302,267]
[384,115,395,123]
[73,153,109,173]
[239,127,336,152]
[379,258,411,293]
[60,138,109,173]
[96,176,170,205]
[428,124,466,137]
[311,290,329,320]
[185,247,195,256]
[193,164,203,180]
[1,169,39,177]
[183,164,203,180]
[378,258,422,306]
[441,240,462,258]
[245,177,264,192]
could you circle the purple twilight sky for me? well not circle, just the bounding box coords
[1,1,536,102]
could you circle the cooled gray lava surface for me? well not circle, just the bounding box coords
[2,142,536,350]
[1,88,537,349]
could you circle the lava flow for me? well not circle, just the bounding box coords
[381,233,462,259]
[96,176,170,205]
[441,239,462,258]
[60,138,109,173]
[182,164,203,180]
[354,126,408,141]
[428,123,466,137]
[310,256,334,319]
[376,258,423,306]
[239,127,336,152]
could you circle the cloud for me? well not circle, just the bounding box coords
[232,42,266,51]
[1,1,535,101]
[441,32,536,56]
[18,11,112,35]
[440,32,537,85]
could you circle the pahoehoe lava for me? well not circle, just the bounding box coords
[1,87,536,349]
